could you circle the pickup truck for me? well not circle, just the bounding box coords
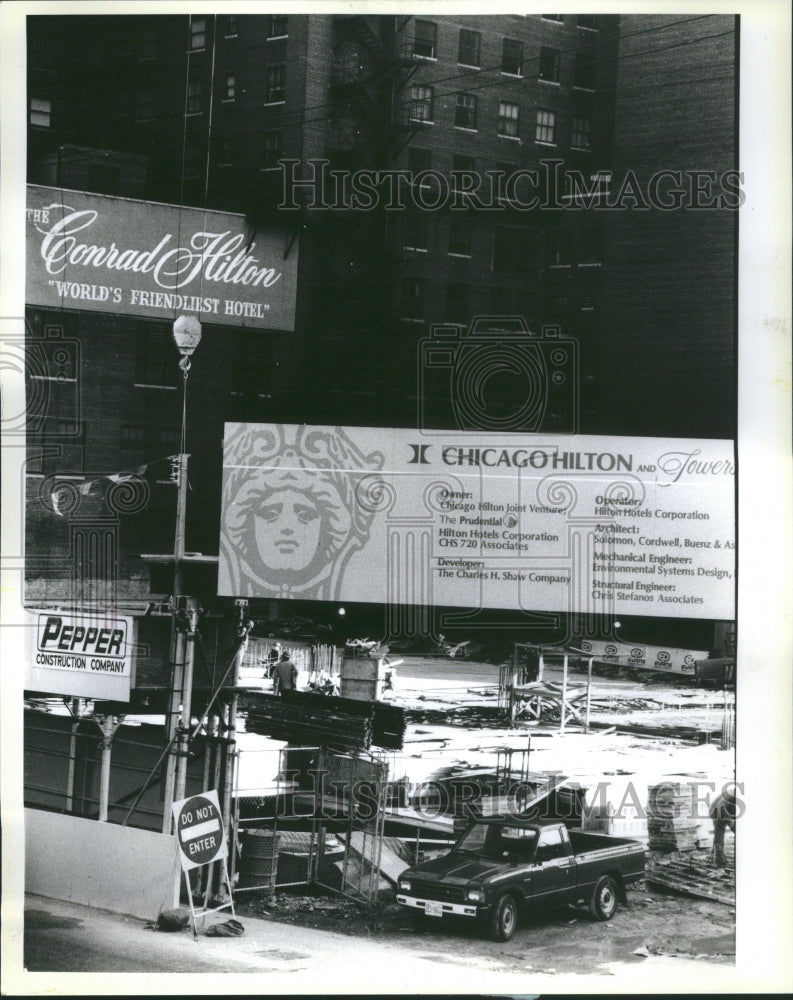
[396,817,645,941]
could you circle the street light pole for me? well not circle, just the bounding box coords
[162,316,202,834]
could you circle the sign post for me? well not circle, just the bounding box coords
[172,789,234,936]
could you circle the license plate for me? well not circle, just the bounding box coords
[425,901,443,917]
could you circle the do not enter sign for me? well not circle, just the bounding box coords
[172,789,228,871]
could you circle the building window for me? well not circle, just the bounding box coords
[579,230,602,265]
[493,226,534,276]
[458,28,481,67]
[155,427,182,461]
[135,323,177,387]
[538,46,561,83]
[29,97,51,128]
[186,80,203,114]
[401,277,425,321]
[120,426,147,470]
[501,38,523,76]
[403,212,428,251]
[137,89,154,120]
[140,28,157,60]
[262,131,283,169]
[446,283,469,325]
[448,215,471,256]
[190,17,206,50]
[414,20,437,59]
[408,147,433,193]
[225,14,238,36]
[548,232,571,266]
[408,147,432,174]
[218,137,233,166]
[268,14,288,38]
[535,108,556,144]
[409,85,434,123]
[454,93,477,129]
[574,50,596,89]
[266,65,286,103]
[571,115,592,149]
[578,15,598,29]
[452,153,475,192]
[224,74,236,100]
[498,102,519,138]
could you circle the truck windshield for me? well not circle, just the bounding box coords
[456,822,538,860]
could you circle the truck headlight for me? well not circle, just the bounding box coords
[466,889,484,902]
[399,879,412,892]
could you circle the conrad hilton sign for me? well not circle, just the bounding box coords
[25,185,298,330]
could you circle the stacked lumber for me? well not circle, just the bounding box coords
[244,692,405,751]
[647,782,699,853]
[371,701,406,750]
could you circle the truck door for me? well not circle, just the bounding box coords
[529,826,577,905]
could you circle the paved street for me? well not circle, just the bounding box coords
[12,892,738,995]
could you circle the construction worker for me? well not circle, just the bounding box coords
[709,786,737,866]
[273,650,298,696]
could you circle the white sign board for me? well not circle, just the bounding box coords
[218,423,735,620]
[24,609,133,701]
[575,639,710,676]
[172,789,227,871]
[26,185,298,330]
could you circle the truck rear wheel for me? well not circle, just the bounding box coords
[487,893,518,941]
[589,875,618,921]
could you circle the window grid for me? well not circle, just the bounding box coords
[263,131,283,169]
[409,86,434,123]
[186,80,203,114]
[448,216,471,256]
[30,97,51,128]
[401,277,425,321]
[266,65,286,103]
[190,17,206,50]
[268,14,288,38]
[539,46,561,83]
[574,50,596,89]
[135,323,176,387]
[501,38,524,76]
[458,29,481,67]
[535,108,556,144]
[498,102,519,138]
[454,93,477,129]
[571,116,592,149]
[414,20,437,59]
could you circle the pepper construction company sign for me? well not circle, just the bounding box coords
[218,423,735,620]
[25,185,298,330]
[25,609,134,701]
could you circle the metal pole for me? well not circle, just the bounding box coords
[162,450,190,833]
[98,715,116,822]
[175,599,200,803]
[560,653,568,735]
[585,656,594,731]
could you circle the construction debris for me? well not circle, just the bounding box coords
[646,855,735,906]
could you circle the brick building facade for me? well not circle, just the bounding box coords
[24,12,736,649]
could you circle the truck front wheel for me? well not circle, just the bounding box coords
[589,875,618,921]
[487,894,518,941]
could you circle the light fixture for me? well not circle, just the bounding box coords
[172,315,202,372]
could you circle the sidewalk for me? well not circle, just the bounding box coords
[8,892,739,996]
